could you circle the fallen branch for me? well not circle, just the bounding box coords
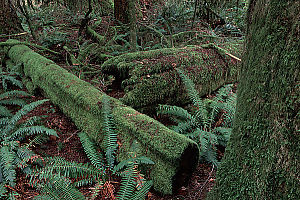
[202,43,242,61]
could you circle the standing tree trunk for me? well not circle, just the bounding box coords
[114,0,137,51]
[209,1,299,199]
[114,0,129,24]
[0,0,22,35]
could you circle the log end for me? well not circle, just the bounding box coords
[173,142,199,193]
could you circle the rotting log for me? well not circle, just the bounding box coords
[4,39,199,195]
[101,42,242,113]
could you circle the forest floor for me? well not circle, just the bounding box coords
[14,93,216,200]
[0,1,243,199]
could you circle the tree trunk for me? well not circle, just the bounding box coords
[209,0,300,199]
[0,0,22,35]
[128,0,137,51]
[114,0,129,24]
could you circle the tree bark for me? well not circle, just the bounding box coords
[0,0,22,35]
[209,0,300,199]
[114,0,129,24]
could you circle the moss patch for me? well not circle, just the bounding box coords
[101,44,241,113]
[5,40,199,195]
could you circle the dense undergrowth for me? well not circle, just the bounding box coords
[0,0,246,199]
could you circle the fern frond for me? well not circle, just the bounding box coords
[0,90,30,99]
[31,157,104,183]
[73,178,96,187]
[213,127,232,146]
[114,157,154,173]
[0,98,26,107]
[101,95,118,170]
[203,145,219,167]
[20,116,43,128]
[15,146,41,170]
[187,128,209,153]
[172,121,194,134]
[2,100,49,136]
[193,109,209,129]
[0,183,7,197]
[10,99,49,125]
[0,146,16,186]
[1,75,23,90]
[7,191,19,200]
[157,104,192,121]
[131,180,153,200]
[176,68,205,109]
[0,105,13,117]
[116,163,137,200]
[7,126,57,141]
[35,174,86,200]
[0,117,10,127]
[26,134,49,148]
[78,132,104,170]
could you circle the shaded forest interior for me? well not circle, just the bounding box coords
[0,0,298,200]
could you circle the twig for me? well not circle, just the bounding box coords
[0,32,28,38]
[194,165,215,199]
[63,130,79,143]
[201,43,242,61]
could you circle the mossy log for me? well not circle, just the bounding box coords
[4,40,199,195]
[86,26,105,45]
[102,43,242,113]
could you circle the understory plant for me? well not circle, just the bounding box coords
[157,68,236,166]
[0,99,58,198]
[30,95,154,200]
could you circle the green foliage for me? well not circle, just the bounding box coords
[0,90,30,117]
[218,0,249,32]
[0,100,57,187]
[101,95,118,170]
[33,174,86,200]
[0,69,23,91]
[31,97,153,199]
[40,27,70,48]
[6,42,200,194]
[157,68,236,166]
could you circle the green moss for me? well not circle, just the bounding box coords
[208,1,300,199]
[102,44,241,113]
[5,40,199,195]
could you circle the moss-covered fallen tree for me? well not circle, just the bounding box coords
[4,40,199,195]
[101,42,242,113]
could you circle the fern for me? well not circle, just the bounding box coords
[0,145,16,187]
[0,184,7,199]
[0,99,57,188]
[176,68,207,111]
[114,156,154,173]
[157,104,192,121]
[101,95,118,170]
[0,72,23,91]
[1,100,49,137]
[116,163,138,200]
[131,180,153,200]
[34,157,104,182]
[0,90,30,117]
[78,132,105,170]
[34,174,86,200]
[29,96,153,199]
[7,126,57,141]
[157,68,237,166]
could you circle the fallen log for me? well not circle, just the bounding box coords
[101,43,241,113]
[4,39,199,195]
